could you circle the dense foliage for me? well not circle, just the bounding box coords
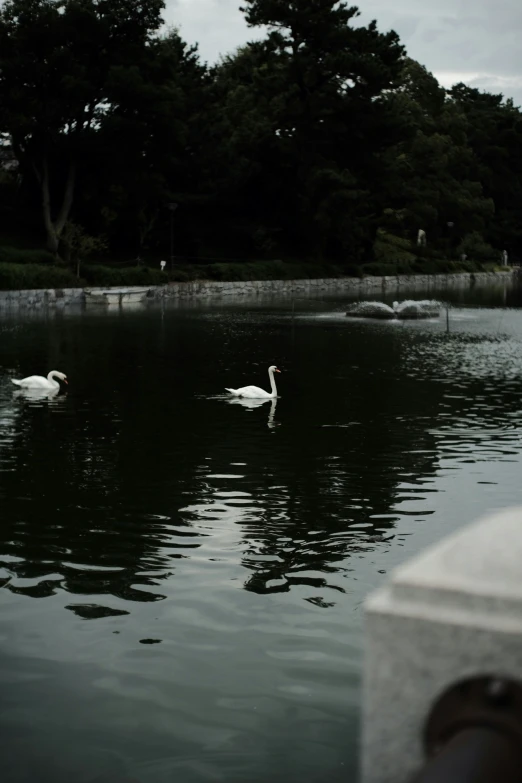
[0,0,521,274]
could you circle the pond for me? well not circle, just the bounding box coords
[1,285,522,783]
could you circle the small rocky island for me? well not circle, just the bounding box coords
[345,300,441,320]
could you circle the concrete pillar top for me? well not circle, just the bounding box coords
[368,507,522,628]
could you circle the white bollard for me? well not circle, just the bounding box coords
[361,506,522,783]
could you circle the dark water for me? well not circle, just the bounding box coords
[2,287,522,783]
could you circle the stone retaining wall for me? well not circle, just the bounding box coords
[0,271,516,309]
[155,271,516,299]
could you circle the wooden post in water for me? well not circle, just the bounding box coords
[361,507,522,783]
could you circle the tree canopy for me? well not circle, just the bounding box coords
[0,0,520,267]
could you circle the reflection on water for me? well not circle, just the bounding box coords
[226,396,279,428]
[13,386,62,403]
[1,292,522,782]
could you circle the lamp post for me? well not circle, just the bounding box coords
[168,202,178,271]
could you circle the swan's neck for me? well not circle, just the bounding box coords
[268,368,278,397]
[47,371,59,383]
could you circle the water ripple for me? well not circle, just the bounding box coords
[1,296,522,781]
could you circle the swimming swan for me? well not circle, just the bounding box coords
[225,365,280,399]
[11,371,68,390]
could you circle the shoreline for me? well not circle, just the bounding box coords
[0,270,516,309]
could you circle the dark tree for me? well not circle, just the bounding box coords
[213,0,406,259]
[0,0,164,256]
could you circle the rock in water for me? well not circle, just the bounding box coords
[394,299,440,319]
[346,299,442,320]
[345,301,396,319]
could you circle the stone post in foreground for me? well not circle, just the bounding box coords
[362,507,522,783]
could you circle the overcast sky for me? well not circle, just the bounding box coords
[165,0,522,105]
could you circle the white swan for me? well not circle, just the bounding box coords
[225,365,280,399]
[11,370,68,390]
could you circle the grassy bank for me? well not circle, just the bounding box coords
[0,251,508,291]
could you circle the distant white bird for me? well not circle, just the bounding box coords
[160,260,166,271]
[11,370,68,391]
[225,365,281,399]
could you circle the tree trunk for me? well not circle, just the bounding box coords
[138,210,159,249]
[40,157,76,257]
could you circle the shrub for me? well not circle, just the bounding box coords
[82,265,168,287]
[343,264,364,278]
[0,254,491,292]
[413,259,482,275]
[0,263,82,290]
[169,269,191,283]
[456,232,497,262]
[454,259,481,273]
[170,265,203,282]
[200,260,344,281]
[61,222,107,276]
[373,229,417,266]
[205,262,246,281]
[361,262,399,276]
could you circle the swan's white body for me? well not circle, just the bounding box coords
[225,365,280,399]
[11,370,67,390]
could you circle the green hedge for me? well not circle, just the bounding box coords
[362,262,414,276]
[0,263,82,290]
[0,257,503,291]
[360,259,484,276]
[1,260,342,289]
[201,260,345,281]
[84,260,346,284]
[81,265,169,287]
[414,259,482,274]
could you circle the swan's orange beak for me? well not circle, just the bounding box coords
[64,379,68,384]
[275,369,281,373]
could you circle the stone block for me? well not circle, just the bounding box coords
[362,506,522,783]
